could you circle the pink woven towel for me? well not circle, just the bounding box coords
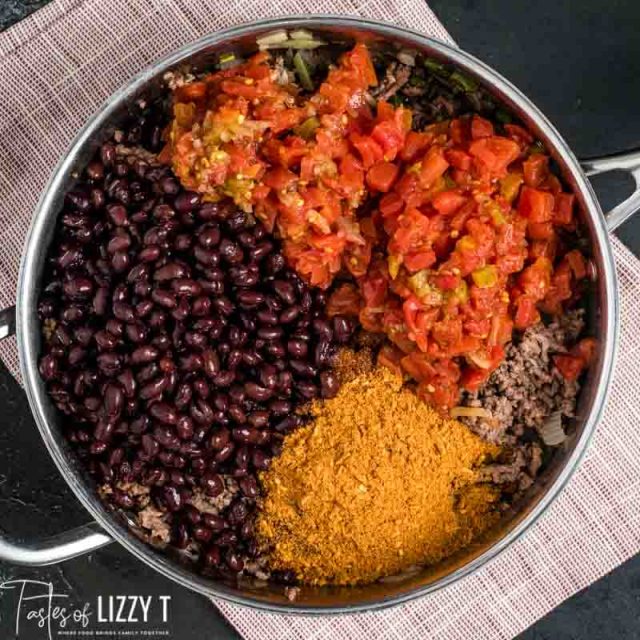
[1,2,639,639]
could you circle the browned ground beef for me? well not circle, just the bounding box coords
[459,310,585,493]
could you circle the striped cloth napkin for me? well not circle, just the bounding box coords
[1,1,640,638]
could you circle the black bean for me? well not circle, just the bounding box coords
[251,449,271,471]
[210,427,230,451]
[174,191,201,213]
[238,476,259,499]
[314,339,335,368]
[149,402,177,425]
[312,317,333,339]
[214,441,235,462]
[272,279,296,304]
[244,382,272,401]
[249,241,273,261]
[296,381,319,400]
[257,326,283,341]
[219,238,244,264]
[333,315,355,344]
[139,376,168,401]
[131,345,159,365]
[202,472,225,497]
[320,371,340,398]
[164,485,183,512]
[279,306,300,324]
[151,289,177,309]
[236,291,265,308]
[63,276,93,300]
[213,370,235,388]
[287,338,308,358]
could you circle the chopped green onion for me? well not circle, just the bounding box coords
[259,38,326,51]
[219,52,235,64]
[293,52,314,91]
[495,108,512,124]
[450,70,478,92]
[289,29,313,40]
[256,30,288,47]
[424,57,447,74]
[294,116,320,140]
[286,38,326,49]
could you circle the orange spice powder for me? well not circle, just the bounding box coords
[256,354,501,585]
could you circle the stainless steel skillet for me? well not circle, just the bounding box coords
[0,15,639,613]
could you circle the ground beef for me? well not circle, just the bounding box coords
[461,309,585,447]
[371,61,412,101]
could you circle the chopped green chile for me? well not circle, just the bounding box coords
[293,52,314,91]
[450,70,479,92]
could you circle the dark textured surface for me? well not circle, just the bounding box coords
[1,1,640,638]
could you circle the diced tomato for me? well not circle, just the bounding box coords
[263,167,297,191]
[470,115,494,139]
[513,295,540,329]
[468,136,520,176]
[565,250,587,280]
[519,257,552,300]
[504,123,534,147]
[379,192,404,218]
[529,238,557,262]
[450,118,469,145]
[165,43,586,412]
[174,81,207,102]
[404,250,437,272]
[460,367,491,392]
[348,42,379,86]
[518,186,555,222]
[351,133,384,169]
[572,337,597,365]
[445,149,472,171]
[400,351,435,382]
[554,354,585,381]
[523,154,549,188]
[366,161,400,192]
[377,344,404,377]
[432,190,468,215]
[400,131,432,162]
[488,314,513,346]
[528,221,555,240]
[326,283,361,316]
[554,193,575,226]
[419,147,450,189]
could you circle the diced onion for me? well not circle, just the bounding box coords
[540,411,566,446]
[450,406,492,419]
[397,49,417,67]
[379,565,421,583]
[289,29,314,40]
[259,38,326,51]
[286,38,326,49]
[256,30,289,47]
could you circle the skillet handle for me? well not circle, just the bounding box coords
[581,149,640,232]
[0,305,113,565]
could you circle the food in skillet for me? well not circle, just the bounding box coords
[37,32,595,591]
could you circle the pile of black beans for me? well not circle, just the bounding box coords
[37,132,356,577]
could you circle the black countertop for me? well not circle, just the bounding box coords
[1,1,639,638]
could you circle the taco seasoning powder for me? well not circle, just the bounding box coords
[255,352,502,586]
